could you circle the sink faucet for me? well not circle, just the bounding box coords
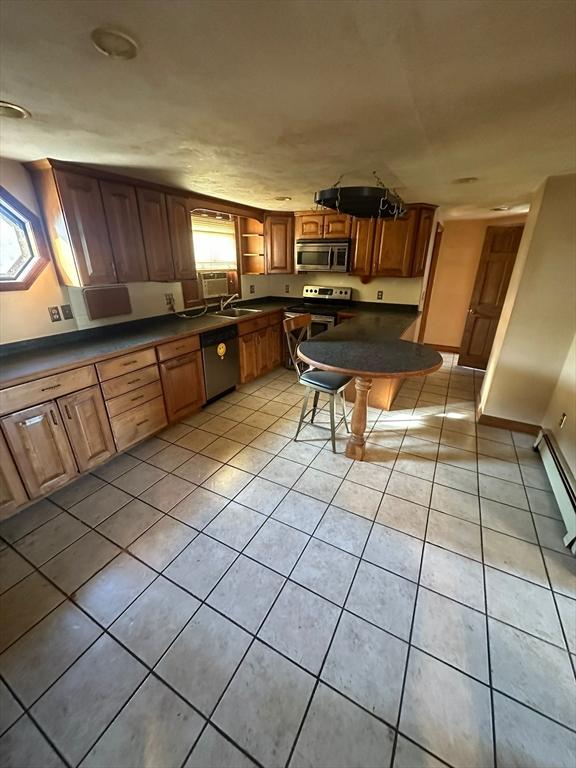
[220,293,239,311]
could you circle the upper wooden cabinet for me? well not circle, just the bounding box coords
[264,214,294,273]
[349,204,437,279]
[100,181,148,282]
[136,188,175,281]
[167,195,197,280]
[295,212,352,240]
[43,169,117,286]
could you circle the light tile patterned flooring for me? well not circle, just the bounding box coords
[0,354,575,767]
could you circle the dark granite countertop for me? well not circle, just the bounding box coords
[0,297,424,388]
[298,307,442,377]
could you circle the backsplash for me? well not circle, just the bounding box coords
[240,273,423,305]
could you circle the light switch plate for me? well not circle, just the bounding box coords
[60,304,73,320]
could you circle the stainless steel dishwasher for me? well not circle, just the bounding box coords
[200,325,239,401]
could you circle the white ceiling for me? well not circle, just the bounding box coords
[1,0,575,214]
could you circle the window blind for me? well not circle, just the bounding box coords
[191,214,237,271]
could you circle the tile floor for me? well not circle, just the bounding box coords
[0,354,575,768]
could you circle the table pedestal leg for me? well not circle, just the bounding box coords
[345,377,372,460]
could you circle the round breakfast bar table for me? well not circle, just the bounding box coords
[298,317,443,460]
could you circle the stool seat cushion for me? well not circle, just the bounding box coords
[300,370,352,392]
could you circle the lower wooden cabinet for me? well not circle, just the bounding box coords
[240,323,283,383]
[160,351,206,422]
[110,396,167,451]
[0,432,28,518]
[239,333,257,384]
[58,386,116,471]
[1,402,78,499]
[266,324,282,368]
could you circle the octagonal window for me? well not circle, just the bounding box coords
[0,186,50,291]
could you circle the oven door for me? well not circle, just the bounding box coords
[295,242,331,271]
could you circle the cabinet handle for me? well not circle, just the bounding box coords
[126,378,141,385]
[130,394,144,403]
[64,405,72,420]
[23,415,43,427]
[136,418,149,427]
[121,359,138,366]
[50,410,58,426]
[41,383,61,392]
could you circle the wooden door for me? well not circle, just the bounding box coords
[167,195,197,280]
[350,218,376,278]
[0,432,28,518]
[2,402,78,499]
[458,225,524,369]
[239,333,257,383]
[372,209,417,277]
[100,180,148,282]
[58,386,115,471]
[54,170,117,285]
[323,213,352,238]
[411,206,436,277]
[265,215,294,273]
[266,325,282,369]
[160,351,206,422]
[136,188,175,281]
[295,214,324,239]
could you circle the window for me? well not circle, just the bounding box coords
[191,211,237,271]
[0,186,50,291]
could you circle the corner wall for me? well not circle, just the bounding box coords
[479,174,576,434]
[543,333,576,475]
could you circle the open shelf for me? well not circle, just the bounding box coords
[238,217,266,278]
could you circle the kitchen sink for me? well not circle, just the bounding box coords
[210,308,261,317]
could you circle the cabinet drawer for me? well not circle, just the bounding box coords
[100,364,159,400]
[110,396,167,452]
[0,366,97,416]
[157,335,199,362]
[106,380,163,418]
[237,315,269,336]
[96,348,156,382]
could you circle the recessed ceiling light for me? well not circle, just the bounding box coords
[91,28,139,59]
[274,196,292,201]
[0,102,31,119]
[452,176,479,184]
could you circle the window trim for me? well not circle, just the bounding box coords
[0,185,51,291]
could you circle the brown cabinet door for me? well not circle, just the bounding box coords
[0,432,28,518]
[411,206,435,277]
[54,170,117,286]
[2,402,78,499]
[58,386,116,472]
[295,214,324,239]
[100,181,148,282]
[160,351,206,422]
[265,215,294,273]
[254,329,268,375]
[372,209,417,277]
[323,213,352,238]
[136,188,175,281]
[266,324,282,369]
[239,333,257,383]
[350,218,376,278]
[167,195,197,280]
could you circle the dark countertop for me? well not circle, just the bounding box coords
[298,307,442,377]
[0,297,423,388]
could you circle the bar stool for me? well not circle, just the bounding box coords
[283,314,352,452]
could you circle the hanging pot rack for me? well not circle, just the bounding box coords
[314,171,406,219]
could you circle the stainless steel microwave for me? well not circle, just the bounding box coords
[295,239,350,272]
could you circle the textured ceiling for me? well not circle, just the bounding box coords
[1,0,575,214]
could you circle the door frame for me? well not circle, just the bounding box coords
[418,223,444,343]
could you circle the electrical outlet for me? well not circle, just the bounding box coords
[60,304,73,320]
[285,284,290,293]
[559,412,567,429]
[377,291,383,300]
[164,293,176,312]
[48,306,61,322]
[249,284,255,294]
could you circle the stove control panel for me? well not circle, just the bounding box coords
[302,285,352,300]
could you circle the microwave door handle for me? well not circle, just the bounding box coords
[328,246,333,270]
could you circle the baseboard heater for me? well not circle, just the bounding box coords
[534,430,576,555]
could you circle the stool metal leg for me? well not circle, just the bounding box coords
[329,392,336,452]
[295,387,311,441]
[310,391,320,423]
[341,392,350,433]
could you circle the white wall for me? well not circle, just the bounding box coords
[543,333,576,476]
[241,273,423,305]
[479,173,576,430]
